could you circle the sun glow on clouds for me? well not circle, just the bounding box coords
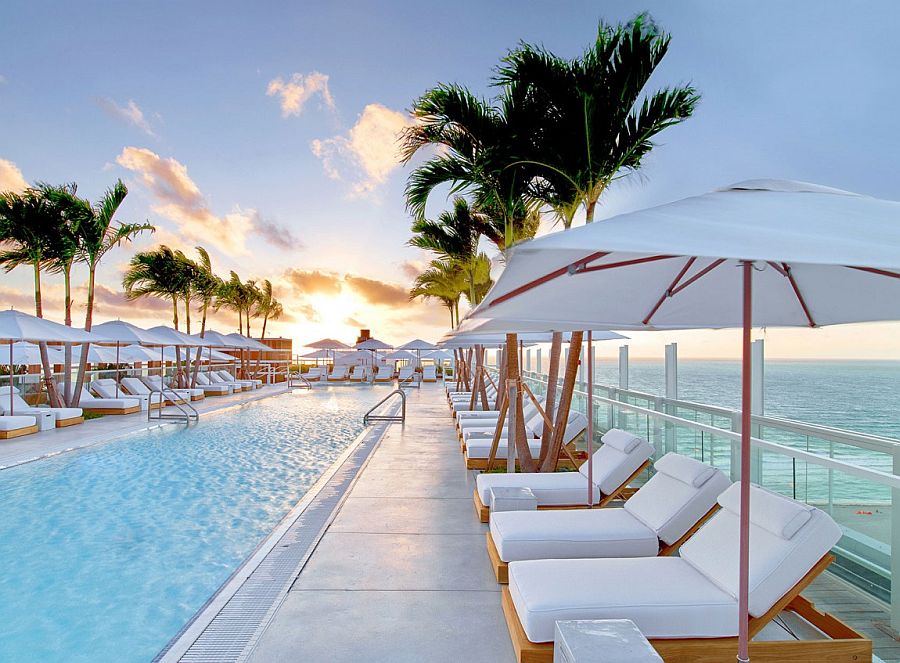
[266,71,334,117]
[310,103,413,196]
[0,158,28,192]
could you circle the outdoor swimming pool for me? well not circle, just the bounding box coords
[0,386,392,662]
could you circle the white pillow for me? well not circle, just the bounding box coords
[654,452,717,488]
[718,482,812,539]
[599,428,641,453]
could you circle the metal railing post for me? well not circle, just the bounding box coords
[892,446,900,631]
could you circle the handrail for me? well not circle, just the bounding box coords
[288,372,312,390]
[148,384,199,425]
[398,374,420,389]
[363,388,406,425]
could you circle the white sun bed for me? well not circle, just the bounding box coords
[0,414,39,439]
[457,398,539,433]
[474,428,654,522]
[487,453,731,582]
[465,411,586,470]
[212,370,256,390]
[398,366,415,382]
[422,365,437,382]
[215,370,260,389]
[327,366,349,381]
[349,365,368,382]
[185,373,232,396]
[141,375,205,402]
[92,379,162,411]
[301,366,323,381]
[504,483,851,661]
[373,366,394,382]
[0,387,83,427]
[77,388,141,414]
[460,402,545,442]
[204,371,248,392]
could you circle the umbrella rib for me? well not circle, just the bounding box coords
[669,258,726,295]
[488,251,609,307]
[574,254,677,274]
[780,262,816,328]
[642,257,696,325]
[847,265,900,279]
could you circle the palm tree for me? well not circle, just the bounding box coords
[254,279,283,340]
[242,280,262,338]
[188,246,222,387]
[409,259,467,327]
[70,180,154,403]
[400,84,542,252]
[123,246,191,329]
[38,183,83,402]
[0,188,66,405]
[496,13,700,226]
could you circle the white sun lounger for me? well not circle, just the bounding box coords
[503,483,862,662]
[213,370,256,390]
[141,375,205,402]
[205,371,248,392]
[215,370,260,389]
[373,366,394,382]
[422,365,437,382]
[0,386,83,427]
[77,388,141,415]
[349,365,368,382]
[474,428,654,522]
[397,366,415,382]
[185,373,232,396]
[460,400,545,441]
[0,414,39,439]
[465,411,586,470]
[487,453,731,582]
[327,366,349,381]
[302,367,323,381]
[92,379,162,410]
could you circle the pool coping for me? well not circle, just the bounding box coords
[155,400,400,663]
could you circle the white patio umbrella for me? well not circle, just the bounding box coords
[91,321,170,397]
[467,179,900,661]
[356,337,393,370]
[71,344,127,365]
[0,310,107,413]
[120,344,160,363]
[384,349,417,363]
[189,329,242,374]
[398,338,437,370]
[7,341,64,365]
[305,338,351,366]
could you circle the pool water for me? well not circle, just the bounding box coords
[0,387,391,662]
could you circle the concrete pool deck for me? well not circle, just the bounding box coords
[243,382,900,663]
[247,382,515,663]
[0,383,289,470]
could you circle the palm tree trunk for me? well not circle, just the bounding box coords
[538,332,563,464]
[32,262,63,407]
[191,302,208,388]
[507,333,536,472]
[184,299,191,335]
[540,331,583,473]
[63,266,72,404]
[71,266,97,409]
[172,299,179,330]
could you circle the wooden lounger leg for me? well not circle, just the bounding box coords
[474,488,490,523]
[596,459,652,507]
[486,531,509,583]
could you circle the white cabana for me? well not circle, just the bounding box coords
[7,341,63,365]
[468,179,900,660]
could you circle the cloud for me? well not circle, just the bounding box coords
[344,274,408,306]
[253,216,303,251]
[97,98,157,136]
[344,316,364,328]
[266,71,334,117]
[399,259,427,281]
[117,147,278,256]
[0,158,28,193]
[310,103,412,195]
[284,269,343,296]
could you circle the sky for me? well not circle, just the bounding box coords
[1,0,899,359]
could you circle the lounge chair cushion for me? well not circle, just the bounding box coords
[0,415,37,431]
[508,557,738,642]
[490,508,659,562]
[717,481,813,539]
[476,472,601,507]
[600,428,642,453]
[623,454,731,545]
[654,451,718,488]
[79,389,139,409]
[680,483,842,618]
[579,431,654,495]
[465,438,543,459]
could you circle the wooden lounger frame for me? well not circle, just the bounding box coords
[0,423,39,439]
[474,459,652,523]
[56,416,84,428]
[487,504,720,584]
[82,405,141,415]
[500,554,871,663]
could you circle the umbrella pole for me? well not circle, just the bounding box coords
[586,330,593,507]
[116,342,121,397]
[738,261,753,663]
[9,340,13,416]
